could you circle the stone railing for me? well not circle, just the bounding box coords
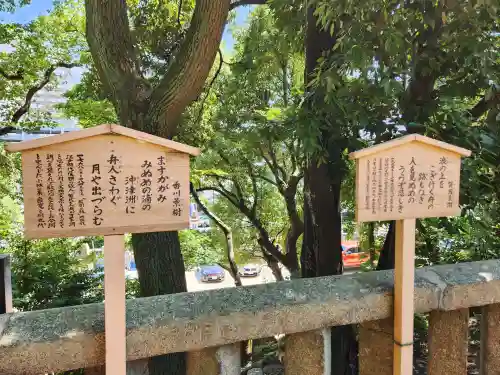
[1,260,500,374]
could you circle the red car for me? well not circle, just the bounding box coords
[341,241,370,269]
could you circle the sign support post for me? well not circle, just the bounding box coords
[104,234,126,375]
[393,219,416,375]
[349,134,471,375]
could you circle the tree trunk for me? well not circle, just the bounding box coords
[268,261,284,281]
[307,159,344,276]
[376,222,395,271]
[131,231,187,374]
[263,250,284,281]
[367,222,376,268]
[303,4,355,375]
[283,179,303,278]
[300,175,316,278]
[84,1,233,374]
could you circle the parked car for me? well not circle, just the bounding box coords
[197,265,225,282]
[341,242,370,269]
[239,264,261,277]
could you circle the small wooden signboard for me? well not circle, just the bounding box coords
[349,134,470,375]
[6,124,200,374]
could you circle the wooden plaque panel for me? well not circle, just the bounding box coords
[22,134,190,238]
[355,143,462,222]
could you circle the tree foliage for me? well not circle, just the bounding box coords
[4,233,103,311]
[179,229,223,269]
[0,0,85,128]
[191,8,305,276]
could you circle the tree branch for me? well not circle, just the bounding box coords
[249,167,259,217]
[11,62,80,123]
[255,173,278,188]
[198,183,286,266]
[258,144,285,192]
[191,183,242,286]
[0,126,15,136]
[216,150,245,202]
[468,88,500,120]
[195,48,224,125]
[85,0,148,126]
[190,182,230,235]
[286,140,297,173]
[177,0,183,26]
[229,0,266,10]
[0,68,24,81]
[269,142,287,181]
[148,0,231,138]
[195,186,239,209]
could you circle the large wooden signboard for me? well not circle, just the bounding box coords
[350,134,471,375]
[350,135,471,223]
[6,124,199,239]
[6,124,200,375]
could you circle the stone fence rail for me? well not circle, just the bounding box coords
[1,260,500,374]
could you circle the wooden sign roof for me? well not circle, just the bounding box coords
[5,124,200,156]
[349,134,471,160]
[6,124,200,239]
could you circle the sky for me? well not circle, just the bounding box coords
[0,0,53,23]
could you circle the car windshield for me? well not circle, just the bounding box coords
[201,266,222,274]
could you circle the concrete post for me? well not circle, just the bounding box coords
[187,343,241,375]
[480,304,500,375]
[428,309,469,375]
[358,319,393,375]
[284,329,331,375]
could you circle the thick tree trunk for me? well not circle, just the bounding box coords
[303,4,355,375]
[303,2,344,278]
[131,231,187,375]
[307,159,344,276]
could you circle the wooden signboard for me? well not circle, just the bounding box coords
[7,124,199,239]
[349,134,471,375]
[6,124,200,375]
[350,134,471,223]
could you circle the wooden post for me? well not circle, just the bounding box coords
[104,235,126,375]
[349,135,471,375]
[393,219,416,375]
[0,254,12,313]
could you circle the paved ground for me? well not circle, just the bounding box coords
[185,266,289,292]
[186,266,359,292]
[126,266,359,292]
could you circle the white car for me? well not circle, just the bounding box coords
[239,264,261,277]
